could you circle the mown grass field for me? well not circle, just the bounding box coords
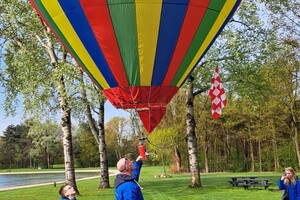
[0,166,283,200]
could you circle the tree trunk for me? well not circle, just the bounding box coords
[162,153,167,176]
[41,21,78,192]
[56,75,78,193]
[270,119,279,171]
[186,79,201,187]
[171,145,182,173]
[98,98,110,189]
[291,116,300,169]
[213,129,217,172]
[204,129,209,173]
[242,139,248,171]
[46,39,78,189]
[258,140,262,172]
[235,135,240,160]
[271,122,280,171]
[293,124,300,169]
[78,71,110,188]
[47,151,50,169]
[221,123,228,172]
[44,148,48,168]
[115,150,121,160]
[249,139,255,172]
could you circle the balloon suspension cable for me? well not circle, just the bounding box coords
[139,134,148,145]
[147,86,152,131]
[129,86,140,123]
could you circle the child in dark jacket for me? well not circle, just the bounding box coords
[59,183,77,200]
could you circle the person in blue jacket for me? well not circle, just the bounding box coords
[278,167,300,200]
[114,156,144,200]
[59,183,77,200]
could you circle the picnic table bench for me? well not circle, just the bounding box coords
[228,177,272,190]
[228,177,257,187]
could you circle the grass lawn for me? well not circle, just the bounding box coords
[0,166,283,200]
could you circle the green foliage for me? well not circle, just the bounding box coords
[0,124,31,168]
[75,123,99,168]
[276,142,297,169]
[148,128,174,164]
[0,122,64,169]
[26,120,62,168]
[104,116,140,165]
[262,0,300,43]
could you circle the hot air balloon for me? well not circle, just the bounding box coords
[30,0,241,133]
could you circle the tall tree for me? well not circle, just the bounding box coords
[217,0,277,172]
[185,77,201,187]
[263,0,300,169]
[267,47,300,168]
[157,90,186,173]
[77,70,110,188]
[0,1,79,191]
[105,117,131,159]
[148,128,174,176]
[0,124,30,168]
[27,120,61,168]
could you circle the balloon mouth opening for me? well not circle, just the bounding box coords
[102,86,179,133]
[102,86,179,109]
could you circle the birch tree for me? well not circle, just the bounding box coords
[77,71,110,188]
[0,1,79,191]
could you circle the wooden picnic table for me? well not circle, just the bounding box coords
[228,177,257,187]
[228,177,272,189]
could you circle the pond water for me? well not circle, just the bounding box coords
[0,172,99,189]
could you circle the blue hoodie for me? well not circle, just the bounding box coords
[114,161,144,200]
[60,197,76,200]
[278,179,300,200]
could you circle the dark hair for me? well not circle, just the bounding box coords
[59,183,69,198]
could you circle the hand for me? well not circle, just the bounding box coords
[65,186,76,198]
[136,155,143,162]
[281,175,287,180]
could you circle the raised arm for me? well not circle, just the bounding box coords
[132,156,143,181]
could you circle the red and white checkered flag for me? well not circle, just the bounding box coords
[209,66,227,120]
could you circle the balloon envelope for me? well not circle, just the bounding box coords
[30,0,241,133]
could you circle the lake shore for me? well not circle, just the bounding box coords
[0,170,119,191]
[0,169,106,175]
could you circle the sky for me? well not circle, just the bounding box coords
[0,88,129,136]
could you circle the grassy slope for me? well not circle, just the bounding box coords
[0,166,283,200]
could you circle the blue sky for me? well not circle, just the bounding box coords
[0,88,129,135]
